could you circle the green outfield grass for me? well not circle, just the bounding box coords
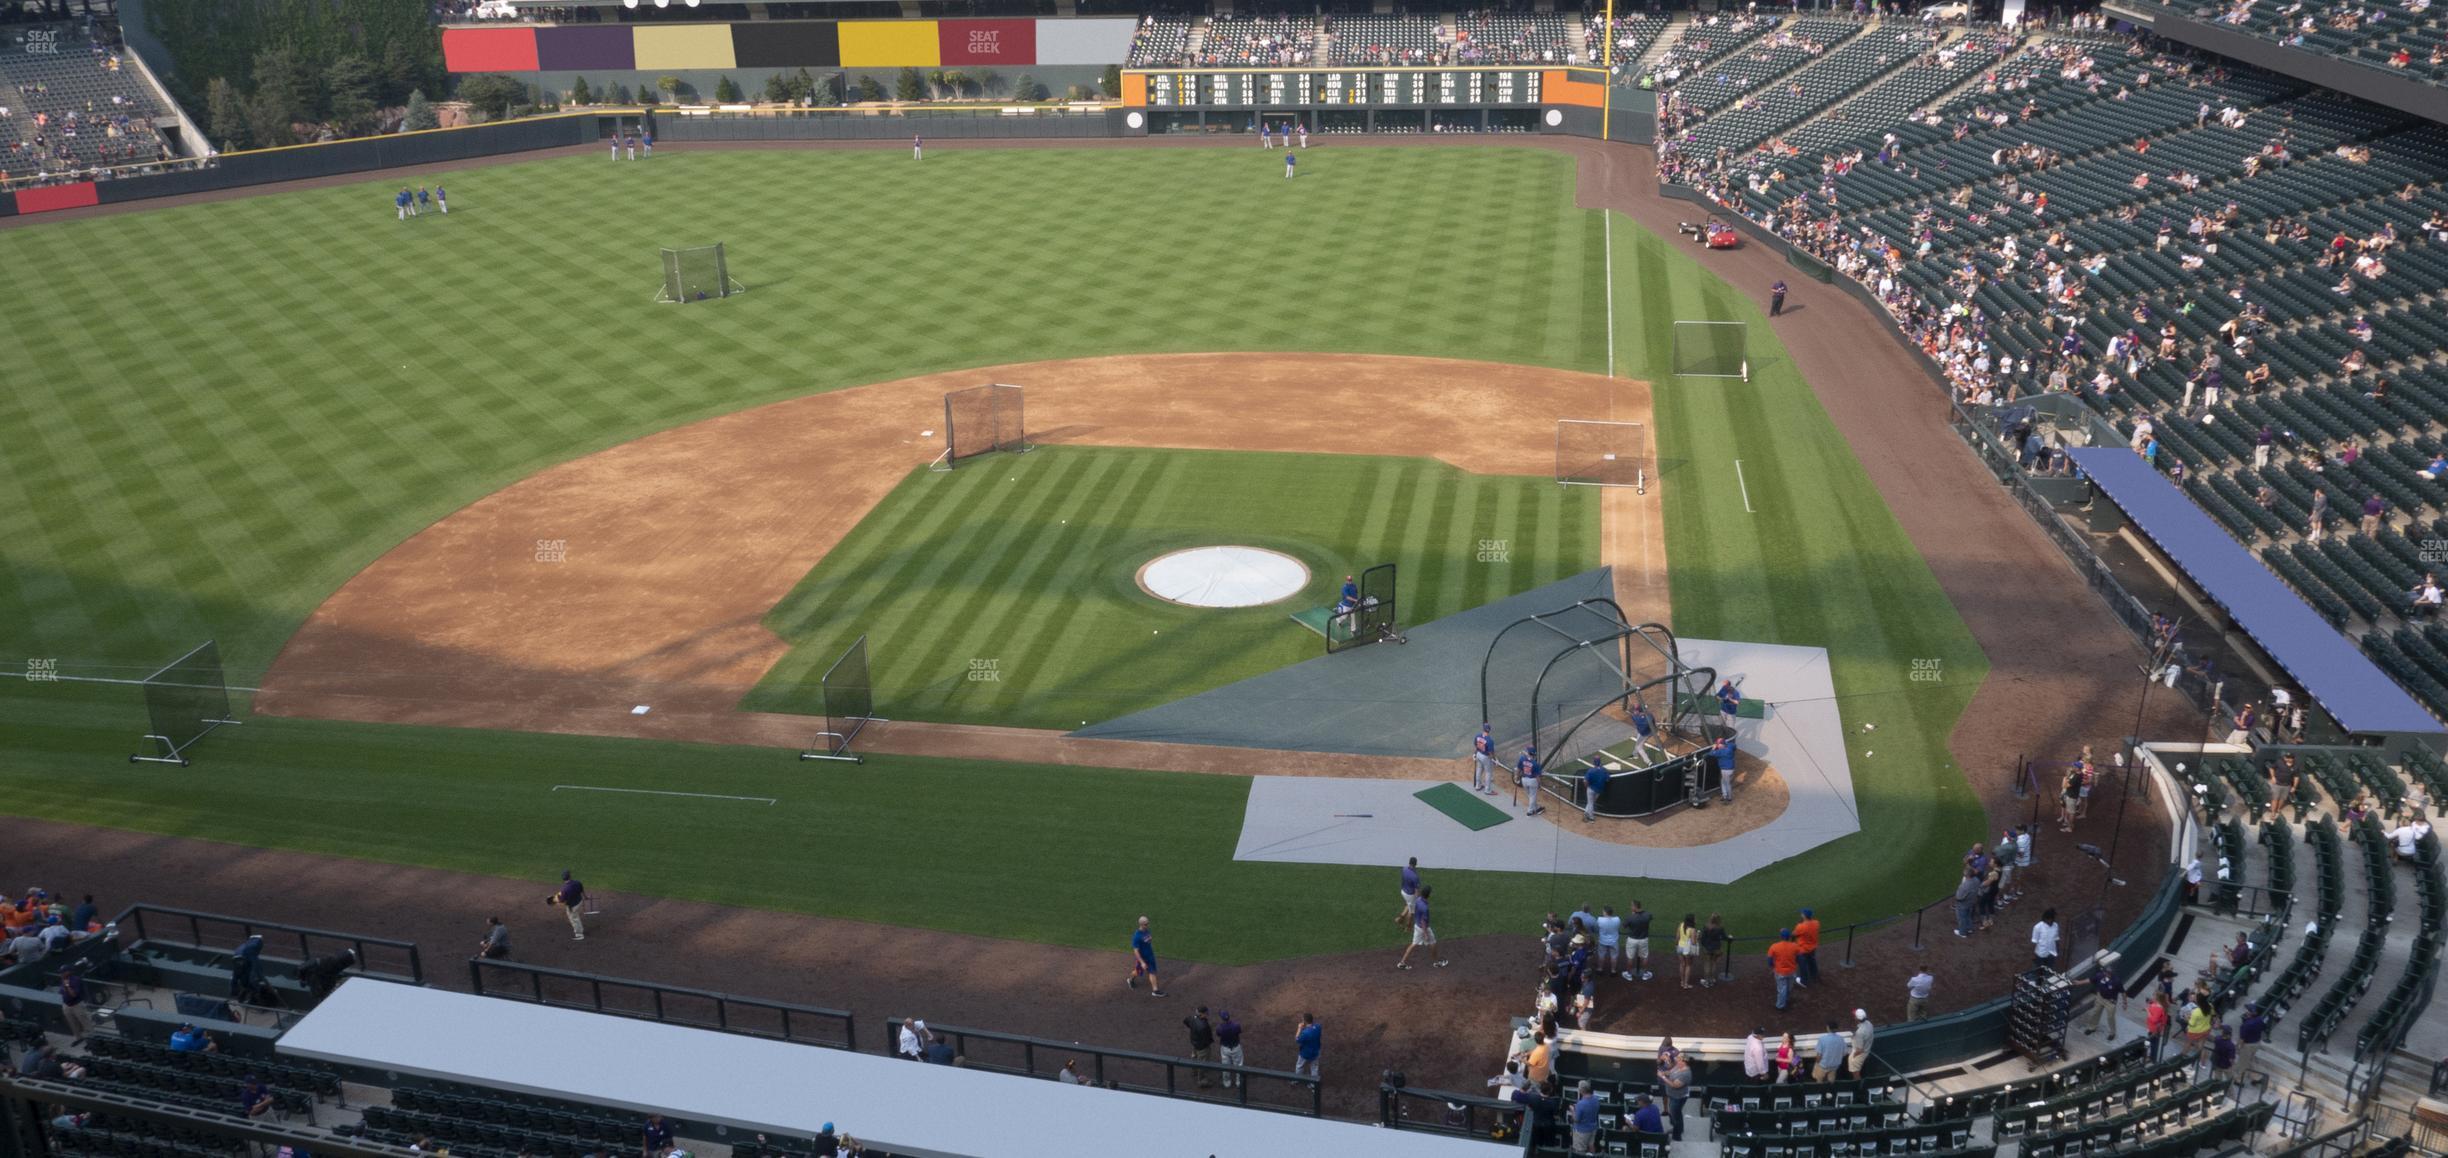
[0,146,1988,963]
[743,448,1594,730]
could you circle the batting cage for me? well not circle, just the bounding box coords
[1671,319,1750,380]
[799,634,879,763]
[1555,420,1651,492]
[934,383,1031,470]
[1479,603,1714,772]
[1325,562,1401,653]
[131,640,240,765]
[654,243,746,304]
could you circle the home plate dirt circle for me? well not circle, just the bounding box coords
[1136,545,1311,608]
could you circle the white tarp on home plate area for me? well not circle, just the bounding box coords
[1231,638,1864,884]
[279,980,1499,1158]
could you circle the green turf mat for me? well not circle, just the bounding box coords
[1413,783,1512,831]
[1289,607,1333,638]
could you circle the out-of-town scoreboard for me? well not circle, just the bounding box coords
[1137,67,1551,107]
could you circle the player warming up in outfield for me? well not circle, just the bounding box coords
[435,185,448,214]
[913,134,923,160]
[1126,915,1166,997]
[1285,151,1297,179]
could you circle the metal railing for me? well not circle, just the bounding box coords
[115,904,422,984]
[467,958,854,1050]
[882,1017,1322,1118]
[1378,1084,1523,1138]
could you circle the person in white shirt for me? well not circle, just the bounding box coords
[897,1018,928,1060]
[2388,819,2432,861]
[2031,908,2062,971]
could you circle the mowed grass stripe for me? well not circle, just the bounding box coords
[748,447,1593,730]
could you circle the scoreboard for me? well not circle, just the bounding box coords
[1137,68,1547,108]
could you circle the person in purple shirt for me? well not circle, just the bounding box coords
[1398,857,1421,925]
[1215,1010,1245,1087]
[2361,493,2386,535]
[550,871,585,940]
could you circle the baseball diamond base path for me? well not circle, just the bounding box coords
[253,353,1668,757]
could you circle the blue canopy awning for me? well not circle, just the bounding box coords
[2067,447,2443,737]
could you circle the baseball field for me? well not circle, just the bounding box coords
[0,143,1989,964]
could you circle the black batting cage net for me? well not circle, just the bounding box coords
[134,640,237,765]
[821,634,873,757]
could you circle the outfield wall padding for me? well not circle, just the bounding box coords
[733,22,841,69]
[658,111,1123,140]
[537,25,637,72]
[87,114,596,206]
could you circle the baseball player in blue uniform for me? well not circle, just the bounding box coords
[1716,679,1744,732]
[416,186,431,215]
[394,188,412,220]
[1284,151,1297,179]
[1711,735,1738,805]
[1582,759,1610,821]
[1630,702,1660,763]
[1516,745,1544,815]
[1471,725,1496,794]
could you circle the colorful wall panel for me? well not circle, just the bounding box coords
[936,19,1034,67]
[536,25,635,71]
[443,18,1144,73]
[632,24,736,71]
[1034,18,1136,66]
[732,21,840,69]
[442,27,540,73]
[838,20,940,68]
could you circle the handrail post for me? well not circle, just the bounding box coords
[654,991,665,1021]
[1841,923,1858,969]
[467,957,483,994]
[1311,1073,1322,1117]
[1912,906,1925,952]
[530,969,543,1005]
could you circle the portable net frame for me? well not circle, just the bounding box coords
[932,383,1032,471]
[654,243,746,303]
[1325,562,1401,653]
[800,634,882,763]
[130,640,240,765]
[1672,319,1750,380]
[1555,419,1651,492]
[1478,603,1714,773]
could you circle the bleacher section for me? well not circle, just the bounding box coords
[0,24,177,182]
[1326,14,1444,66]
[1685,25,1947,156]
[1451,11,1583,65]
[1646,13,1783,89]
[1586,13,1671,71]
[2208,0,2448,81]
[1657,17,2448,726]
[1193,14,1315,67]
[1124,15,1193,67]
[1671,16,1864,114]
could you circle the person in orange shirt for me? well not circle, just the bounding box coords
[1767,929,1802,1011]
[1794,909,1822,988]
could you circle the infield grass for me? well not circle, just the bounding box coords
[0,146,1988,963]
[743,448,1595,730]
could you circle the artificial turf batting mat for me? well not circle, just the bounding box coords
[1413,783,1513,831]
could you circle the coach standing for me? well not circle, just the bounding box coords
[1473,724,1497,794]
[1770,280,1788,317]
[1517,745,1546,816]
[549,871,586,941]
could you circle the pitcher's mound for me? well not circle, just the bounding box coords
[1137,545,1310,608]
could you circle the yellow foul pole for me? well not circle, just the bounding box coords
[1600,0,1616,140]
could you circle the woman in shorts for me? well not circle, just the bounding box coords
[1676,914,1702,989]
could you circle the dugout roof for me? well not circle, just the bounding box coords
[2066,447,2443,738]
[281,981,1497,1158]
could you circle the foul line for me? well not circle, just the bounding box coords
[1603,212,1617,379]
[553,785,777,805]
[1734,459,1756,514]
